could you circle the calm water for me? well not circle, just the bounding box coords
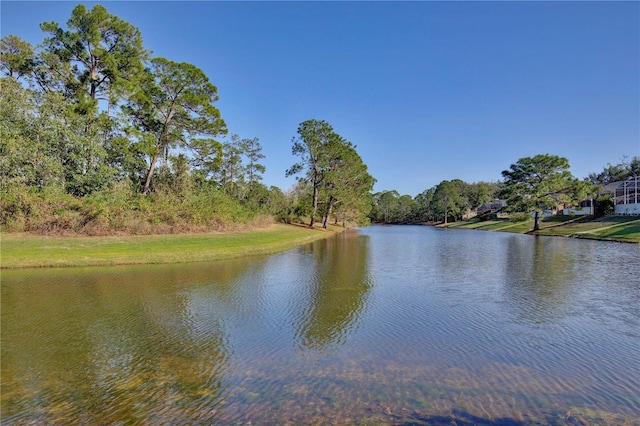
[2,226,639,425]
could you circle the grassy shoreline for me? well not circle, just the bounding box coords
[0,224,341,269]
[442,215,640,243]
[4,216,636,270]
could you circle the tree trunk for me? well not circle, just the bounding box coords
[143,109,175,195]
[533,211,540,231]
[322,197,334,229]
[309,183,319,227]
[444,195,448,224]
[143,151,161,194]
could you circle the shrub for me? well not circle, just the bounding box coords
[2,181,269,235]
[509,213,531,222]
[594,195,614,217]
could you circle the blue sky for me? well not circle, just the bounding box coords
[2,1,639,196]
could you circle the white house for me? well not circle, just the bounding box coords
[562,199,592,216]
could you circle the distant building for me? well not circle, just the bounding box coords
[532,206,562,218]
[562,199,592,216]
[477,199,507,216]
[462,208,477,220]
[609,177,640,215]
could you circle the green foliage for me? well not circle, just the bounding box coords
[268,186,303,224]
[0,184,81,233]
[1,4,280,236]
[242,181,270,211]
[371,190,424,224]
[0,180,264,235]
[509,213,531,222]
[189,186,253,224]
[1,77,116,195]
[190,137,223,183]
[321,140,376,227]
[371,190,400,223]
[2,6,383,235]
[125,57,227,193]
[239,136,266,184]
[0,184,38,232]
[467,181,498,210]
[287,119,339,226]
[216,134,244,196]
[594,195,614,217]
[427,180,498,224]
[0,35,36,79]
[287,119,375,228]
[413,188,436,222]
[500,154,593,231]
[39,4,148,109]
[433,180,464,224]
[587,156,640,185]
[0,79,63,189]
[105,134,148,185]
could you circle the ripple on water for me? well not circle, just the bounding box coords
[2,227,639,424]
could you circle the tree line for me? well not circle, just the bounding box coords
[0,5,260,197]
[0,4,375,234]
[286,119,375,228]
[370,154,638,230]
[370,181,499,224]
[1,4,635,235]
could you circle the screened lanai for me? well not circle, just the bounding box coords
[612,176,640,214]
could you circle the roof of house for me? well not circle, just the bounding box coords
[600,176,640,193]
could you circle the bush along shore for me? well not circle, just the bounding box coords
[441,215,640,244]
[0,181,350,270]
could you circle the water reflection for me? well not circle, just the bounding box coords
[292,230,372,352]
[2,227,639,424]
[1,260,254,424]
[504,235,577,322]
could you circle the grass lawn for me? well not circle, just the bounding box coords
[445,215,640,243]
[539,216,640,242]
[1,224,339,269]
[445,216,577,233]
[587,220,640,242]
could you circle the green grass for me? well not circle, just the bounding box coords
[0,224,339,269]
[540,216,640,242]
[588,220,640,242]
[445,215,640,243]
[445,217,544,233]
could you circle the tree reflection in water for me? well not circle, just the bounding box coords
[1,260,251,424]
[292,230,372,352]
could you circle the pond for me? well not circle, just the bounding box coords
[2,226,639,425]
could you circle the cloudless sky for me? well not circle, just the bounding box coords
[2,1,639,196]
